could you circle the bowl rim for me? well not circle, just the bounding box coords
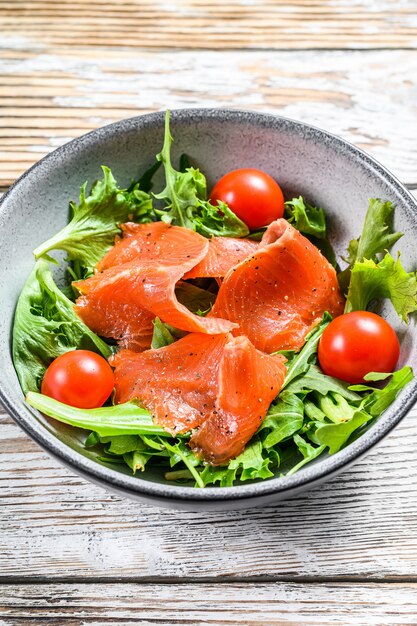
[1,107,417,503]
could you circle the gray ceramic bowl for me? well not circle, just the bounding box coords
[1,109,417,510]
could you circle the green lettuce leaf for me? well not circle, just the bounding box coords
[154,111,249,238]
[346,198,402,265]
[284,196,326,239]
[123,450,150,474]
[286,436,326,475]
[33,166,154,274]
[315,411,371,454]
[25,392,169,437]
[100,435,141,455]
[285,364,362,402]
[339,198,404,296]
[282,313,332,389]
[345,253,417,321]
[284,196,337,266]
[229,438,275,482]
[151,317,176,349]
[362,366,413,417]
[200,438,275,487]
[259,393,304,448]
[13,260,111,393]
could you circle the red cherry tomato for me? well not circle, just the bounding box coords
[318,311,400,384]
[41,350,114,409]
[210,168,285,230]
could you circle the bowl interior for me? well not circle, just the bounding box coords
[1,109,417,504]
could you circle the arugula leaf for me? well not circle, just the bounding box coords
[229,438,275,482]
[345,253,417,321]
[151,317,176,349]
[285,364,362,403]
[362,366,413,417]
[100,435,141,455]
[13,260,111,393]
[200,438,275,487]
[286,436,326,475]
[316,393,357,423]
[33,166,154,274]
[259,393,304,448]
[281,313,332,388]
[346,198,402,265]
[162,440,204,488]
[123,450,150,474]
[315,411,371,454]
[285,196,326,239]
[154,111,249,238]
[25,392,170,437]
[363,371,394,382]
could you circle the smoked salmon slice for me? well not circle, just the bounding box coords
[74,223,236,349]
[96,222,189,272]
[189,335,286,464]
[112,333,230,433]
[183,236,258,280]
[210,219,345,353]
[112,332,286,463]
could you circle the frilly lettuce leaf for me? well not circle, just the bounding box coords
[284,196,326,239]
[345,253,417,321]
[154,110,249,238]
[33,166,154,275]
[346,198,403,265]
[13,260,111,393]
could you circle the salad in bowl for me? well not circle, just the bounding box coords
[12,111,416,489]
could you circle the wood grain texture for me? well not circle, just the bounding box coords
[1,403,417,581]
[1,48,417,187]
[1,0,417,50]
[1,582,417,625]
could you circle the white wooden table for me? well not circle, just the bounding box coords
[1,2,417,623]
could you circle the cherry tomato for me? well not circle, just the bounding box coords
[210,168,285,230]
[318,311,400,384]
[41,350,114,409]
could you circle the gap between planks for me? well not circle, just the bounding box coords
[1,582,417,626]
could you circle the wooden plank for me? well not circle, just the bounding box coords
[0,48,417,187]
[1,582,417,625]
[1,402,417,581]
[1,0,417,50]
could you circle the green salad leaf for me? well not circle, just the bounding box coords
[285,364,362,402]
[362,366,413,417]
[153,111,249,238]
[259,393,304,448]
[285,196,326,239]
[13,260,111,393]
[26,393,169,437]
[33,166,154,275]
[346,198,402,265]
[340,198,417,320]
[315,411,371,454]
[285,437,326,476]
[345,253,417,321]
[284,196,337,267]
[282,313,332,388]
[151,317,176,349]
